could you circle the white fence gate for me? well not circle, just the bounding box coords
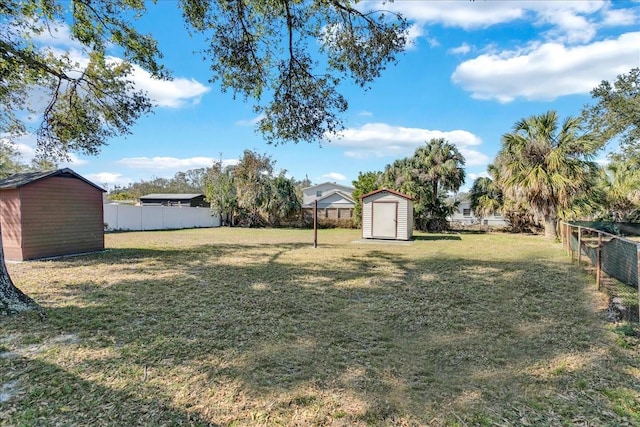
[104,204,220,231]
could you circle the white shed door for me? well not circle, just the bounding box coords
[372,202,397,239]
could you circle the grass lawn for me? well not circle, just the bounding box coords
[1,228,638,426]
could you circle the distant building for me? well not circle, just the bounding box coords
[448,196,507,227]
[302,182,355,220]
[139,193,209,207]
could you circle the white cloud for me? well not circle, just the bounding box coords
[60,153,88,167]
[128,63,210,108]
[318,172,347,182]
[452,31,640,103]
[365,1,637,46]
[358,110,373,117]
[236,114,266,127]
[467,171,491,182]
[85,172,132,187]
[29,21,86,51]
[449,43,472,55]
[404,24,424,49]
[117,156,223,170]
[368,1,527,30]
[602,8,638,26]
[30,21,210,109]
[0,133,86,167]
[328,123,489,166]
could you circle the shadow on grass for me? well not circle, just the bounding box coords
[2,239,637,425]
[0,352,219,426]
[413,234,462,241]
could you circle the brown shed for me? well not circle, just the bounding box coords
[0,168,106,261]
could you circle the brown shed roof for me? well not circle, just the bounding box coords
[0,168,105,192]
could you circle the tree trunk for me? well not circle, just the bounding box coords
[0,225,39,314]
[543,215,557,239]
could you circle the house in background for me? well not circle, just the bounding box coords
[0,168,105,261]
[302,182,355,220]
[139,193,209,207]
[448,196,507,227]
[361,189,413,240]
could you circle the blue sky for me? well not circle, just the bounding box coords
[8,1,640,191]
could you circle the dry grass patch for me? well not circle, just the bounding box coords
[1,228,638,426]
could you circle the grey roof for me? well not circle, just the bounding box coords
[0,168,105,192]
[139,193,204,200]
[303,190,355,207]
[302,182,354,192]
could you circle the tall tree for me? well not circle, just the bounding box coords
[496,111,598,239]
[583,68,640,161]
[351,171,382,227]
[204,161,237,226]
[265,173,301,226]
[414,138,466,204]
[2,1,407,313]
[233,150,274,227]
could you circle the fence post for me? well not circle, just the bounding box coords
[577,226,582,266]
[596,232,602,291]
[313,199,318,248]
[569,224,574,262]
[637,245,640,323]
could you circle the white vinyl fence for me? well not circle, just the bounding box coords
[104,204,220,231]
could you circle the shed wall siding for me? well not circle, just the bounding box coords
[362,198,373,238]
[0,189,23,260]
[19,176,104,260]
[362,191,413,240]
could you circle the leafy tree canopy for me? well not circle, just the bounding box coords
[1,0,165,159]
[583,68,640,161]
[2,0,408,158]
[351,170,382,226]
[495,110,598,238]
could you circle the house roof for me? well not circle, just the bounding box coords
[139,193,204,200]
[0,168,105,192]
[361,188,413,201]
[303,190,355,207]
[302,182,354,192]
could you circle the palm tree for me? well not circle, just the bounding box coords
[266,174,301,225]
[469,176,502,219]
[414,138,466,203]
[381,138,465,231]
[414,138,465,230]
[597,159,640,221]
[497,111,598,238]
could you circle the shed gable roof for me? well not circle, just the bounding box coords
[361,188,413,201]
[0,168,105,192]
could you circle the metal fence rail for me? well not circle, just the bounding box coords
[561,221,640,321]
[565,224,639,288]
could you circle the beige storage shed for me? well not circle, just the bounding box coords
[361,189,413,240]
